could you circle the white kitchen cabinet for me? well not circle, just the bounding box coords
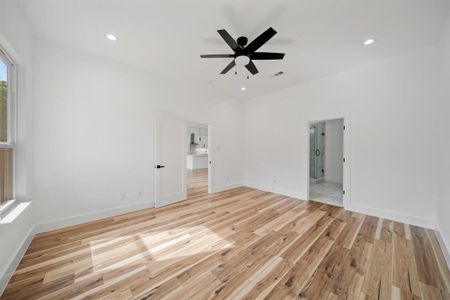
[186,154,208,169]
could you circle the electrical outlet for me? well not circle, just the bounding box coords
[121,193,126,200]
[138,190,143,197]
[273,179,277,184]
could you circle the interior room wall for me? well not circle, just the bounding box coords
[436,13,450,262]
[32,38,243,231]
[243,46,440,228]
[0,0,34,293]
[324,119,344,184]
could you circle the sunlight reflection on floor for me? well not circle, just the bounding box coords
[89,226,234,272]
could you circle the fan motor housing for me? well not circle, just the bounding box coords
[237,36,248,48]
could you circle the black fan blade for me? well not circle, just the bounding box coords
[217,30,238,51]
[201,54,234,58]
[245,61,259,75]
[244,27,277,54]
[220,60,236,74]
[251,52,285,60]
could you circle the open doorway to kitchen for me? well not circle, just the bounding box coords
[308,118,344,207]
[186,123,209,197]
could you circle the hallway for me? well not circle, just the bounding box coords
[187,168,208,197]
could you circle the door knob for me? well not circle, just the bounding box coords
[155,165,165,169]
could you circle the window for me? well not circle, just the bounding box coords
[0,47,15,209]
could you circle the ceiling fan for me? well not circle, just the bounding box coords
[200,27,285,75]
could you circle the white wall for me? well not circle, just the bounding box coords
[244,47,440,228]
[324,119,343,183]
[32,39,243,230]
[32,39,157,229]
[0,0,34,293]
[436,13,450,262]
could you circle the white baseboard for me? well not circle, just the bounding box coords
[436,226,450,269]
[34,201,154,234]
[242,181,434,229]
[210,182,243,193]
[0,225,34,296]
[349,203,435,229]
[243,182,305,200]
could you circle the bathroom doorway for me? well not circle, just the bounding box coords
[308,118,344,207]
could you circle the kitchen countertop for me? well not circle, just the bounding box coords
[187,153,208,157]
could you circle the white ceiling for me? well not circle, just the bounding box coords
[20,0,450,100]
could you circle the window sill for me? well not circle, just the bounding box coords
[0,199,17,217]
[0,201,30,225]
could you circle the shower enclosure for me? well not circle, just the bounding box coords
[309,122,325,182]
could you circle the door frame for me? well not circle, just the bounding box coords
[207,124,213,194]
[309,122,326,181]
[153,117,187,208]
[305,116,351,209]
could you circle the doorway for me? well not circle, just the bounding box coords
[308,118,344,207]
[186,123,209,197]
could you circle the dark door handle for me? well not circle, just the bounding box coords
[315,149,320,156]
[156,164,165,169]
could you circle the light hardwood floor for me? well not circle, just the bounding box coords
[2,168,450,299]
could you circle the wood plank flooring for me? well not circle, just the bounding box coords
[2,168,450,299]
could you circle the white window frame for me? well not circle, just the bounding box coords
[0,46,17,218]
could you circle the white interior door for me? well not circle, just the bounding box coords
[154,118,187,208]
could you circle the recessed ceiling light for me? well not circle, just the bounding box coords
[363,38,375,46]
[241,87,246,91]
[106,34,118,41]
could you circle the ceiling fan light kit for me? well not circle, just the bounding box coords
[200,27,285,75]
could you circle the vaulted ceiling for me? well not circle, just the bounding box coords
[20,0,450,100]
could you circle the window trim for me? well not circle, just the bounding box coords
[0,47,16,146]
[0,45,17,213]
